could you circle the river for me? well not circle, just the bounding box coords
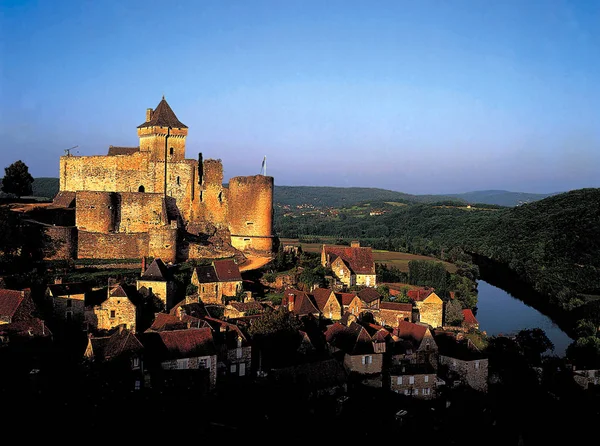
[475,279,573,357]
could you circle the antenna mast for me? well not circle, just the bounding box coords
[64,145,79,156]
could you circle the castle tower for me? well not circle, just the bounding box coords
[137,96,188,161]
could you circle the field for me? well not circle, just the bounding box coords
[279,238,457,273]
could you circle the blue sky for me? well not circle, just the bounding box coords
[1,0,598,194]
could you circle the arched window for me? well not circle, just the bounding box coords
[169,147,174,155]
[138,185,145,192]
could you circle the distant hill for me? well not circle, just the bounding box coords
[23,178,558,208]
[273,185,463,207]
[446,189,560,207]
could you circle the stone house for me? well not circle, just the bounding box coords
[191,258,243,304]
[378,301,413,327]
[414,291,444,329]
[141,327,218,390]
[202,316,252,379]
[282,288,320,318]
[321,241,376,288]
[389,363,440,399]
[572,369,600,390]
[83,324,144,390]
[337,291,357,314]
[85,282,138,333]
[146,311,209,332]
[45,280,88,324]
[434,331,488,392]
[393,320,439,367]
[312,287,343,321]
[0,289,35,325]
[223,300,265,318]
[325,321,384,385]
[136,257,176,312]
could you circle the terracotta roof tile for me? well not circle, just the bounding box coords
[137,97,187,129]
[0,289,25,319]
[394,320,427,344]
[336,292,356,306]
[282,288,319,316]
[311,287,335,310]
[357,287,381,303]
[0,317,51,338]
[379,301,413,312]
[322,245,375,274]
[89,327,143,362]
[462,309,479,325]
[407,287,435,302]
[47,282,87,296]
[145,327,216,360]
[213,259,242,282]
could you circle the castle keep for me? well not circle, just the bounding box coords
[51,97,274,263]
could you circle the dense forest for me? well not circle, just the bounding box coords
[275,188,600,351]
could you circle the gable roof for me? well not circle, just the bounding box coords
[227,300,264,313]
[282,288,319,316]
[88,327,143,362]
[394,320,428,344]
[336,292,356,306]
[140,258,170,281]
[147,312,208,332]
[213,259,242,282]
[193,265,218,284]
[462,309,478,325]
[46,282,87,296]
[357,288,381,304]
[423,292,443,304]
[0,289,26,319]
[171,302,210,319]
[407,287,435,302]
[143,327,216,360]
[137,97,188,129]
[379,301,413,312]
[433,331,485,361]
[325,321,376,355]
[322,245,375,274]
[311,288,336,311]
[109,284,132,299]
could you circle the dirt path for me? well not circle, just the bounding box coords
[239,255,272,272]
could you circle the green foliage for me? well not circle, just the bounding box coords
[186,283,198,295]
[375,263,408,283]
[2,160,34,198]
[376,284,390,300]
[444,299,464,326]
[515,328,554,365]
[408,260,449,298]
[297,265,327,290]
[31,177,60,198]
[574,319,597,338]
[264,292,283,306]
[566,336,600,369]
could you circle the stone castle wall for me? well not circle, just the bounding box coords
[228,175,273,253]
[78,231,149,259]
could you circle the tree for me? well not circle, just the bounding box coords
[444,299,464,326]
[2,160,34,198]
[515,328,554,365]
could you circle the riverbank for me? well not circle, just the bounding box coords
[471,254,577,342]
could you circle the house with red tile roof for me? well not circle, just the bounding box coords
[321,241,376,288]
[312,287,343,321]
[407,287,436,302]
[201,316,252,379]
[462,309,479,330]
[0,289,35,324]
[325,321,384,385]
[84,325,144,389]
[394,320,438,367]
[223,300,267,319]
[146,312,209,332]
[191,258,243,304]
[282,288,320,318]
[379,301,413,327]
[141,327,218,390]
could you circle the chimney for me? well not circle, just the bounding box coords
[141,256,146,275]
[351,240,360,248]
[288,293,295,312]
[55,277,63,284]
[146,108,153,122]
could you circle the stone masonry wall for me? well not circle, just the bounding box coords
[439,355,489,392]
[119,192,166,233]
[417,301,443,328]
[148,227,177,263]
[343,353,383,375]
[193,159,228,229]
[76,191,118,232]
[390,373,437,399]
[228,175,273,253]
[92,297,137,332]
[78,231,149,259]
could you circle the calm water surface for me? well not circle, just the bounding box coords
[476,280,573,357]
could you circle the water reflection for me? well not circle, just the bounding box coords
[476,280,573,357]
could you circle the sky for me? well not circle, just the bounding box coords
[1,0,599,195]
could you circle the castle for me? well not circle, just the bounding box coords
[48,96,274,264]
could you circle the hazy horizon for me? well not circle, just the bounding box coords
[2,0,599,195]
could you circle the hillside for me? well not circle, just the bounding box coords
[447,189,560,207]
[32,177,60,198]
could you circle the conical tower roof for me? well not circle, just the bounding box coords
[137,96,187,129]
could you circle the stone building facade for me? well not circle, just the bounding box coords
[415,292,444,328]
[50,97,275,263]
[86,284,137,333]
